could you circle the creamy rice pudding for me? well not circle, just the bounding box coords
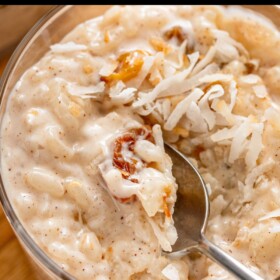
[2,5,280,280]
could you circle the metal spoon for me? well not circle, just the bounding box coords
[164,143,263,280]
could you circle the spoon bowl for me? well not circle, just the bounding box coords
[164,143,263,280]
[164,143,209,251]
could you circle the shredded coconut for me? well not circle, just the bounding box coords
[162,264,180,280]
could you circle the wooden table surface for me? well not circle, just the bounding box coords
[0,51,37,280]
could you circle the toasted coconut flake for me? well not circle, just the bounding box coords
[208,84,225,101]
[216,42,239,63]
[212,29,249,57]
[99,60,118,76]
[199,73,233,83]
[162,264,180,280]
[67,82,105,99]
[133,52,199,107]
[127,55,156,88]
[245,158,274,188]
[154,99,170,122]
[109,80,125,93]
[159,63,219,98]
[253,85,267,98]
[187,101,208,133]
[245,123,264,170]
[198,86,223,130]
[211,99,236,125]
[109,83,137,105]
[164,88,204,131]
[228,80,237,112]
[259,208,280,222]
[162,99,171,121]
[136,101,156,116]
[167,39,188,69]
[228,119,253,163]
[149,71,162,86]
[211,125,239,142]
[213,30,241,63]
[239,74,260,84]
[50,41,87,53]
[162,62,177,79]
[191,45,216,76]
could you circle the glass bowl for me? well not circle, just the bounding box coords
[0,4,279,280]
[0,5,112,279]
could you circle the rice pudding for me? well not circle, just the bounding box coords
[2,5,280,280]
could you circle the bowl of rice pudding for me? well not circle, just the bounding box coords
[1,5,280,280]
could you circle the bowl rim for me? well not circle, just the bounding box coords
[0,4,75,279]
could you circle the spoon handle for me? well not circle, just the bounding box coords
[198,234,263,280]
